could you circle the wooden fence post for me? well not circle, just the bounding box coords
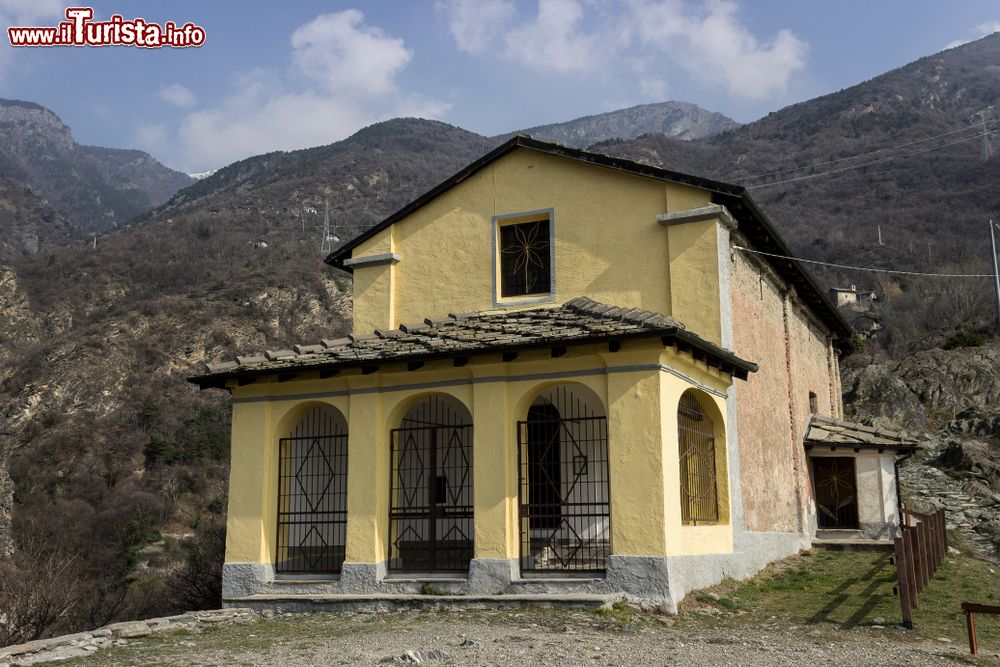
[904,528,918,609]
[938,509,948,552]
[920,521,930,589]
[968,606,978,656]
[895,537,913,628]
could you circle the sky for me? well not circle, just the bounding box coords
[0,1,997,174]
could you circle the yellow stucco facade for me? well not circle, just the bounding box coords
[206,140,853,609]
[224,339,736,573]
[351,149,723,342]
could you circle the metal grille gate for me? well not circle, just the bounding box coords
[518,387,610,573]
[276,431,348,574]
[388,405,473,572]
[678,392,719,524]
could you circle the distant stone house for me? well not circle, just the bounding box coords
[191,137,917,612]
[829,284,877,308]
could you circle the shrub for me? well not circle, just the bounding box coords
[943,331,985,350]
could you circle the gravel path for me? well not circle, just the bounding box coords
[50,608,996,667]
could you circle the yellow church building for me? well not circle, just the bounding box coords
[191,136,917,611]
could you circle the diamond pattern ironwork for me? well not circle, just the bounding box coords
[440,428,470,506]
[397,430,425,507]
[294,438,335,514]
[545,518,584,568]
[276,431,348,575]
[517,390,610,574]
[389,408,474,573]
[297,525,329,571]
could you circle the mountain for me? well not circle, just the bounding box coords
[0,98,194,235]
[145,118,497,241]
[3,36,1000,643]
[592,33,1000,347]
[503,101,739,147]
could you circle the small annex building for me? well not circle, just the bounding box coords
[191,136,918,611]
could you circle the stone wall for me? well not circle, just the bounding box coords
[729,244,841,535]
[786,303,842,531]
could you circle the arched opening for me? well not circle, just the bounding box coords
[388,394,473,573]
[678,390,720,524]
[276,404,348,574]
[518,384,609,574]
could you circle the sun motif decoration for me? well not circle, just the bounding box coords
[814,460,857,525]
[500,220,550,296]
[816,465,855,499]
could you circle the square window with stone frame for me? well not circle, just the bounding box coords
[498,218,552,298]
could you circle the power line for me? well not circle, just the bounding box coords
[746,128,999,190]
[732,245,996,278]
[742,119,997,182]
[971,107,995,161]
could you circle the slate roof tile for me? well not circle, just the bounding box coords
[805,415,919,451]
[191,297,756,388]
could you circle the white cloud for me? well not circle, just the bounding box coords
[438,0,806,100]
[0,0,63,23]
[171,10,448,172]
[437,0,605,74]
[0,0,63,82]
[629,0,807,100]
[157,83,197,108]
[439,0,515,54]
[133,122,167,150]
[946,20,1000,49]
[503,0,602,74]
[631,57,668,100]
[291,10,412,97]
[179,94,370,169]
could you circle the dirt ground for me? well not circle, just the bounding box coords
[46,606,996,667]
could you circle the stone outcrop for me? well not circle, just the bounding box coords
[841,343,1000,562]
[899,435,1000,562]
[843,347,1000,430]
[0,608,256,666]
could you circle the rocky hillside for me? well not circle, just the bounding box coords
[504,100,738,147]
[0,98,193,235]
[0,178,73,258]
[844,342,1000,561]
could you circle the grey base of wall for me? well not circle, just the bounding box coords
[223,594,616,614]
[658,531,808,613]
[222,536,808,613]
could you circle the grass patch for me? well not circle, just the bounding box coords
[419,582,448,596]
[593,599,638,623]
[680,547,1000,649]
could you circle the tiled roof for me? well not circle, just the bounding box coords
[805,415,919,451]
[190,297,757,389]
